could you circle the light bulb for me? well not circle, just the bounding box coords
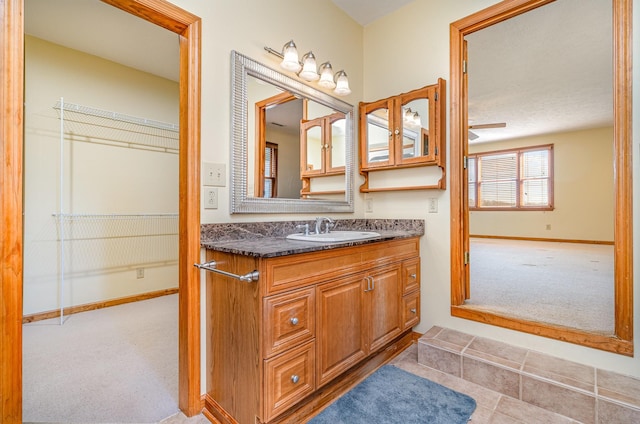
[299,52,319,81]
[333,70,351,96]
[318,62,336,89]
[280,40,301,72]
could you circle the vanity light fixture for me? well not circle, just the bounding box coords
[264,40,351,96]
[299,52,320,81]
[333,70,351,96]
[318,62,336,89]
[280,40,302,72]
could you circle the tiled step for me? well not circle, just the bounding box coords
[418,326,640,424]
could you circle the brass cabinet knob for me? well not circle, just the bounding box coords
[291,375,300,384]
[410,308,417,314]
[290,317,299,325]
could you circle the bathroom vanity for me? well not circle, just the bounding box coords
[200,220,423,424]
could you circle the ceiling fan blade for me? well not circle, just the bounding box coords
[469,122,507,130]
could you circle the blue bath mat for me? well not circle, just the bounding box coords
[309,365,476,424]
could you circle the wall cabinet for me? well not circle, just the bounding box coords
[359,79,446,191]
[205,238,420,424]
[300,112,346,198]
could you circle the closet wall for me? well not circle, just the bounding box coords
[23,35,180,316]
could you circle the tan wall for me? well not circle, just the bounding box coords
[23,36,179,315]
[469,127,614,241]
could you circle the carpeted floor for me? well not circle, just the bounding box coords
[23,294,180,423]
[466,238,614,333]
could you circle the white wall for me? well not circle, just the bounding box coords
[157,0,639,384]
[469,127,614,241]
[23,36,179,315]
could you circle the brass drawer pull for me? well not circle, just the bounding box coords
[410,273,417,279]
[410,308,417,314]
[290,317,299,325]
[291,375,300,384]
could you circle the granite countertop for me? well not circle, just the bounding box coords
[201,219,424,258]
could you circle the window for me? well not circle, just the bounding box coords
[468,144,553,210]
[263,142,278,198]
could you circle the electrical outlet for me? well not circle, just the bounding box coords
[428,198,438,213]
[204,187,218,209]
[203,162,226,187]
[136,268,144,279]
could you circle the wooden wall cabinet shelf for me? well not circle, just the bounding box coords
[359,79,446,192]
[300,112,346,198]
[205,238,420,424]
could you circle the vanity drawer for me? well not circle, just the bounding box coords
[264,287,315,358]
[402,291,420,330]
[402,258,420,295]
[264,341,315,422]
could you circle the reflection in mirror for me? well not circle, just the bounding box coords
[401,97,429,159]
[366,107,391,163]
[231,51,354,214]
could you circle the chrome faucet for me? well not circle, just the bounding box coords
[315,217,335,234]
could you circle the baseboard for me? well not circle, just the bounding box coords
[470,234,614,245]
[22,288,179,323]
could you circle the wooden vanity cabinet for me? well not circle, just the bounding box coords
[205,237,421,424]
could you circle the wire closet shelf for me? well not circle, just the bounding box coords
[54,100,179,153]
[53,98,180,324]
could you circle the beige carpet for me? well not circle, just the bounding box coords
[23,294,180,423]
[466,238,614,333]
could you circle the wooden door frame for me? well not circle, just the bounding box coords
[0,0,202,421]
[449,0,633,355]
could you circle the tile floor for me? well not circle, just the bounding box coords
[390,343,580,423]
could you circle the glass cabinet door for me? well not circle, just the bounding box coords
[328,113,346,173]
[398,85,436,165]
[300,118,325,176]
[360,98,394,169]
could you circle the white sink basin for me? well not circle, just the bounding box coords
[286,230,381,243]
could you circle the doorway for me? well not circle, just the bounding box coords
[0,0,202,421]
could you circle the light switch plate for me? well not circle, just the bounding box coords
[203,162,226,187]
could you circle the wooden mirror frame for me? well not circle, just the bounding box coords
[449,0,633,355]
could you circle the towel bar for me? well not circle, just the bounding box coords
[194,260,259,282]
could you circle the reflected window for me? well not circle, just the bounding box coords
[264,142,278,198]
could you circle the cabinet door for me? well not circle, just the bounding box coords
[316,275,367,387]
[326,112,347,174]
[365,265,403,353]
[397,85,436,165]
[300,117,325,176]
[359,98,394,169]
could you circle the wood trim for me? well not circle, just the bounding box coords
[613,0,633,344]
[452,306,633,356]
[1,0,25,421]
[0,1,202,421]
[450,0,633,355]
[177,14,203,417]
[470,235,615,245]
[255,92,297,197]
[22,288,179,324]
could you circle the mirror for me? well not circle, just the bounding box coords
[450,0,632,355]
[231,51,354,213]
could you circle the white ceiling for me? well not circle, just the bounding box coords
[24,0,613,144]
